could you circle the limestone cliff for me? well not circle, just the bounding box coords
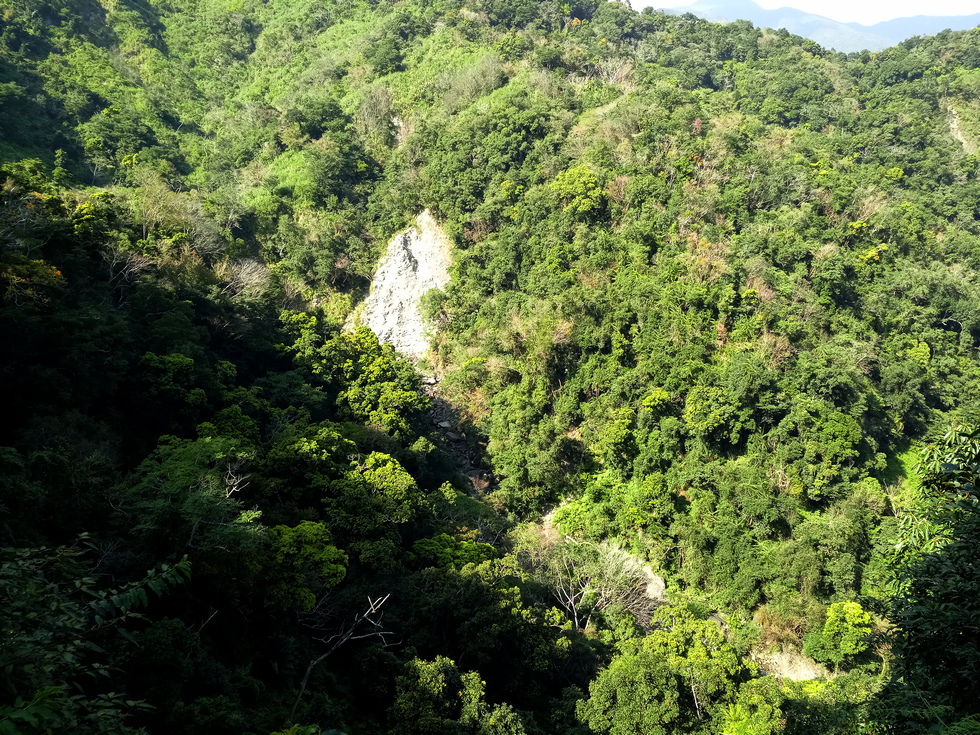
[353,210,452,361]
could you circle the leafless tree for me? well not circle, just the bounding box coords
[223,458,250,498]
[597,58,635,88]
[102,248,154,296]
[288,594,394,723]
[521,534,657,630]
[356,84,395,147]
[219,258,272,300]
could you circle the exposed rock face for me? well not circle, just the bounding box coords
[642,567,667,603]
[355,210,452,361]
[750,649,828,681]
[948,104,978,155]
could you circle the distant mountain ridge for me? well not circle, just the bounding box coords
[645,0,980,51]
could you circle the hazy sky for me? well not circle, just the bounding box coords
[654,0,979,25]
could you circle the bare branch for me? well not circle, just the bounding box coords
[223,458,251,498]
[288,594,393,724]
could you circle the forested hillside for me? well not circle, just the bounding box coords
[2,0,980,733]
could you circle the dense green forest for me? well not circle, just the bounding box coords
[2,0,980,732]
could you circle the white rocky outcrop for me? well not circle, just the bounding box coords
[750,648,827,681]
[947,103,978,155]
[352,210,452,361]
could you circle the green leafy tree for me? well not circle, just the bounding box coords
[549,165,605,216]
[268,521,347,610]
[720,678,784,735]
[413,534,497,569]
[881,425,980,732]
[576,649,680,735]
[0,540,189,734]
[577,605,763,734]
[390,656,527,735]
[803,601,873,671]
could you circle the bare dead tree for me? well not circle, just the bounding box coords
[223,458,250,498]
[355,84,395,146]
[288,594,393,724]
[475,514,508,547]
[521,535,657,631]
[549,543,593,630]
[0,195,47,250]
[597,58,634,86]
[102,248,154,295]
[217,258,272,300]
